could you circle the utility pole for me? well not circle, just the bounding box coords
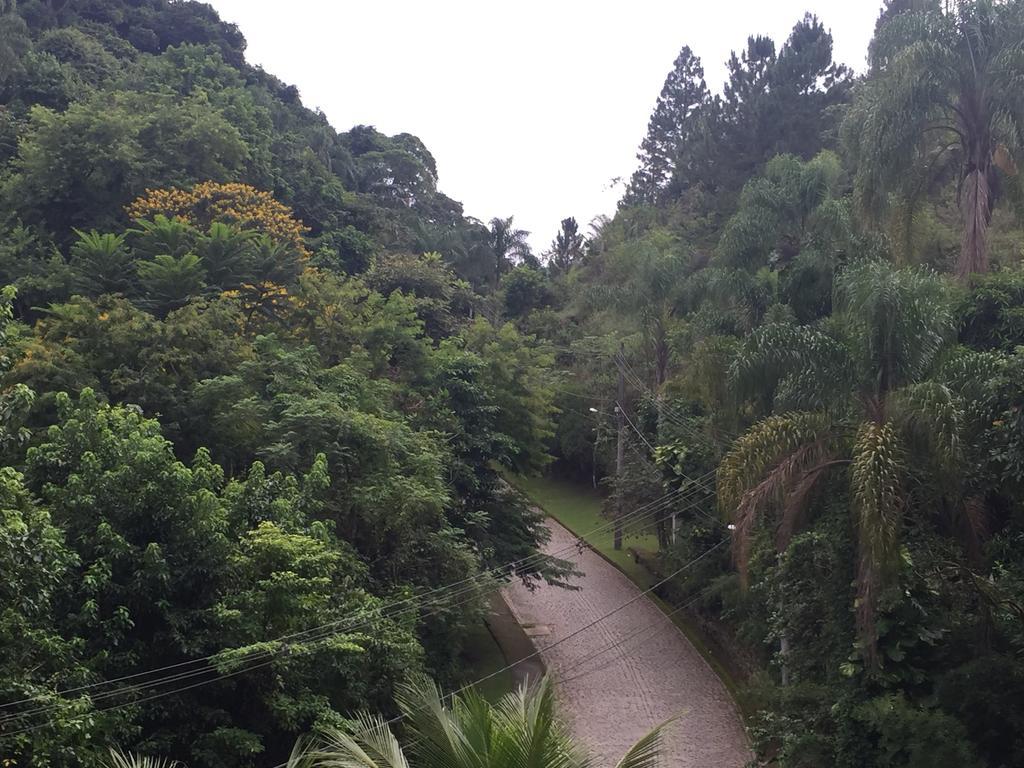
[614,343,625,551]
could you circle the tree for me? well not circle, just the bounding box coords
[845,0,1024,278]
[3,389,427,767]
[687,15,851,208]
[3,95,250,237]
[718,262,961,662]
[718,152,844,271]
[129,215,197,261]
[193,223,258,288]
[593,229,687,389]
[501,266,552,319]
[126,182,311,259]
[547,217,585,273]
[487,216,533,289]
[623,46,711,206]
[0,1,29,86]
[309,676,666,768]
[101,749,183,768]
[68,230,137,296]
[462,318,557,473]
[135,253,208,316]
[365,251,473,339]
[716,151,850,322]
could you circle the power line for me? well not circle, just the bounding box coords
[617,401,656,452]
[2,536,728,742]
[0,486,710,726]
[617,355,739,445]
[1,490,716,734]
[555,583,718,686]
[262,534,726,768]
[444,537,727,698]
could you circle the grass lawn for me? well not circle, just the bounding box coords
[458,619,515,701]
[507,474,660,588]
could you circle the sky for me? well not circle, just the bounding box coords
[208,1,882,251]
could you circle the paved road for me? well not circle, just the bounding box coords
[503,519,751,768]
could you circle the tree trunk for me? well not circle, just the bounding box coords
[957,164,993,279]
[655,517,670,549]
[654,320,669,390]
[614,346,625,551]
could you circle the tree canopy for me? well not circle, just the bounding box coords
[2,1,1024,767]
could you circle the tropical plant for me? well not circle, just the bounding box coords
[101,748,184,768]
[717,152,844,271]
[591,229,687,388]
[307,676,666,768]
[0,1,29,86]
[135,253,208,315]
[717,261,962,662]
[193,222,258,288]
[844,0,1024,277]
[68,229,137,296]
[126,182,311,259]
[129,214,196,261]
[487,216,533,289]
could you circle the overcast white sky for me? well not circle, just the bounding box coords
[208,1,881,251]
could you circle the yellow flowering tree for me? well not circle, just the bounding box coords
[126,181,311,259]
[127,183,310,326]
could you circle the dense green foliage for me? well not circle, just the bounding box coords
[0,2,567,766]
[513,3,1024,767]
[2,0,1024,766]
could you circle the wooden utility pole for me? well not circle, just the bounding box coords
[614,343,625,551]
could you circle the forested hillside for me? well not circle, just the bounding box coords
[1,0,1024,767]
[0,2,569,766]
[532,3,1024,767]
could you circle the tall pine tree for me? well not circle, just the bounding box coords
[622,46,710,206]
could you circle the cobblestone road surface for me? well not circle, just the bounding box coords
[503,519,751,768]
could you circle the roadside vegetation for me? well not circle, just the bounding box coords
[0,1,1022,767]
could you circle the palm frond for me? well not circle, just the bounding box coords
[851,420,906,660]
[848,37,961,218]
[101,749,184,768]
[718,412,836,583]
[728,323,850,411]
[311,714,410,768]
[611,717,676,768]
[869,8,952,69]
[940,348,1006,432]
[834,261,954,393]
[492,677,588,768]
[283,736,316,768]
[395,675,481,768]
[888,381,962,468]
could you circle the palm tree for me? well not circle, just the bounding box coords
[592,231,686,389]
[487,216,533,289]
[129,215,196,261]
[135,253,208,317]
[193,222,257,289]
[68,230,137,297]
[102,677,666,768]
[717,261,964,662]
[306,676,665,768]
[844,0,1024,278]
